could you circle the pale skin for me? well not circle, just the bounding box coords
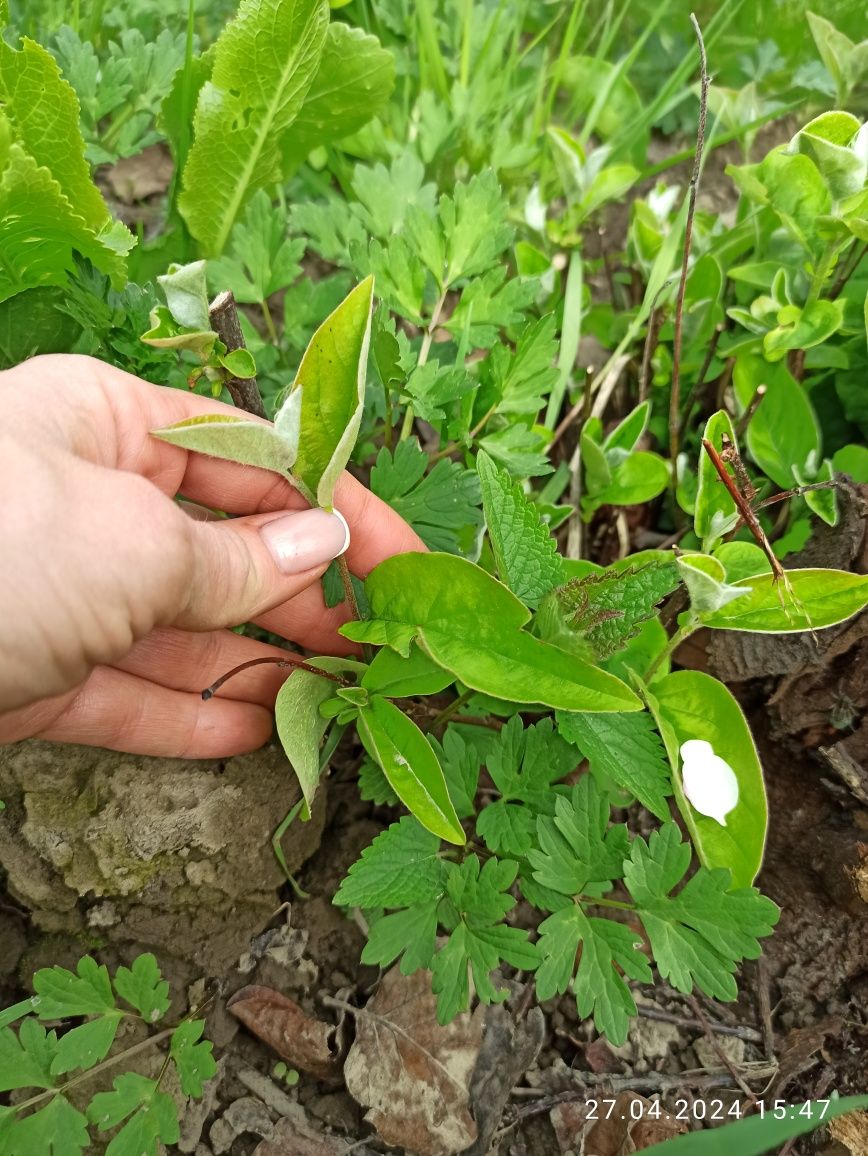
[0,355,425,756]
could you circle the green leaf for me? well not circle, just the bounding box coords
[695,411,739,544]
[219,348,257,378]
[538,554,680,660]
[150,412,299,478]
[556,711,672,821]
[113,954,170,1025]
[334,817,448,908]
[208,190,304,304]
[431,856,537,1023]
[479,423,553,478]
[832,442,868,482]
[648,1093,868,1155]
[291,275,374,508]
[275,657,364,816]
[362,904,438,975]
[0,141,129,304]
[0,30,113,231]
[357,757,400,805]
[488,314,559,416]
[603,401,651,454]
[700,569,868,633]
[807,13,868,105]
[430,728,482,820]
[438,169,513,287]
[50,1015,120,1077]
[477,450,563,607]
[88,1072,179,1154]
[357,695,465,844]
[7,1094,90,1155]
[712,542,772,584]
[370,440,482,553]
[179,0,330,255]
[0,999,34,1032]
[733,354,820,489]
[279,22,395,164]
[0,1020,55,1092]
[33,957,114,1019]
[527,776,629,897]
[677,553,751,614]
[648,670,769,887]
[592,451,669,508]
[344,553,642,713]
[535,906,651,1046]
[624,824,779,1001]
[361,643,453,698]
[157,260,211,330]
[763,299,845,362]
[170,1020,216,1098]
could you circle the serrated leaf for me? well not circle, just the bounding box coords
[700,569,868,633]
[535,906,651,1045]
[112,954,170,1024]
[33,957,114,1019]
[179,0,330,255]
[527,777,629,897]
[357,695,465,844]
[540,554,680,660]
[343,552,642,713]
[404,359,475,423]
[50,1015,120,1077]
[88,1072,179,1155]
[647,670,770,888]
[0,1020,55,1092]
[334,817,448,909]
[279,22,395,165]
[6,1094,89,1155]
[362,905,438,975]
[370,440,482,554]
[625,825,779,1001]
[477,450,563,607]
[150,413,298,477]
[478,422,553,477]
[430,728,482,820]
[489,314,560,416]
[556,710,672,820]
[170,1020,216,1098]
[275,657,365,816]
[291,274,373,508]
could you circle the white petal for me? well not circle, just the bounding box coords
[679,740,739,827]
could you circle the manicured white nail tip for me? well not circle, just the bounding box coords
[332,508,351,556]
[679,739,739,827]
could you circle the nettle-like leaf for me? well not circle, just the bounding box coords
[701,569,868,633]
[431,856,538,1024]
[538,554,680,660]
[556,710,672,821]
[477,450,563,608]
[624,824,779,1001]
[341,553,642,713]
[334,817,448,909]
[476,717,577,856]
[291,274,374,508]
[275,658,365,817]
[179,0,330,256]
[648,670,769,888]
[535,905,651,1046]
[370,440,482,553]
[356,695,465,845]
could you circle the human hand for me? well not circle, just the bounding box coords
[0,355,424,756]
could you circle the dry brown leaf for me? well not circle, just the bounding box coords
[829,1110,868,1156]
[343,966,485,1156]
[105,144,174,203]
[551,1093,687,1155]
[228,985,340,1080]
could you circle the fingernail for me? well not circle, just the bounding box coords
[261,508,350,574]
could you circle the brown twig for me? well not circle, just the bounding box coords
[209,290,267,418]
[678,321,723,439]
[733,383,766,440]
[751,479,838,513]
[701,436,784,581]
[638,306,663,403]
[201,654,349,700]
[829,240,867,301]
[638,1004,763,1043]
[669,13,709,500]
[756,957,776,1062]
[687,994,759,1108]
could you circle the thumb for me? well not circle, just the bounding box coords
[170,505,351,632]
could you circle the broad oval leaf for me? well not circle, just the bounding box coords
[344,552,642,713]
[292,275,375,508]
[151,413,298,477]
[701,568,868,632]
[647,670,768,887]
[695,411,738,545]
[357,695,465,844]
[361,643,454,698]
[677,554,750,614]
[733,355,820,489]
[179,0,330,255]
[597,451,669,507]
[275,657,366,815]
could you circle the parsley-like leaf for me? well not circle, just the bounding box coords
[50,1016,120,1077]
[624,825,780,1001]
[430,728,481,820]
[7,1093,89,1155]
[33,957,114,1019]
[113,954,170,1025]
[334,817,448,909]
[527,776,629,897]
[370,440,482,553]
[478,423,553,477]
[88,1072,179,1152]
[477,450,564,607]
[486,314,560,415]
[362,905,438,975]
[170,1020,216,1098]
[556,710,672,820]
[208,190,304,304]
[0,1018,56,1092]
[535,906,651,1045]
